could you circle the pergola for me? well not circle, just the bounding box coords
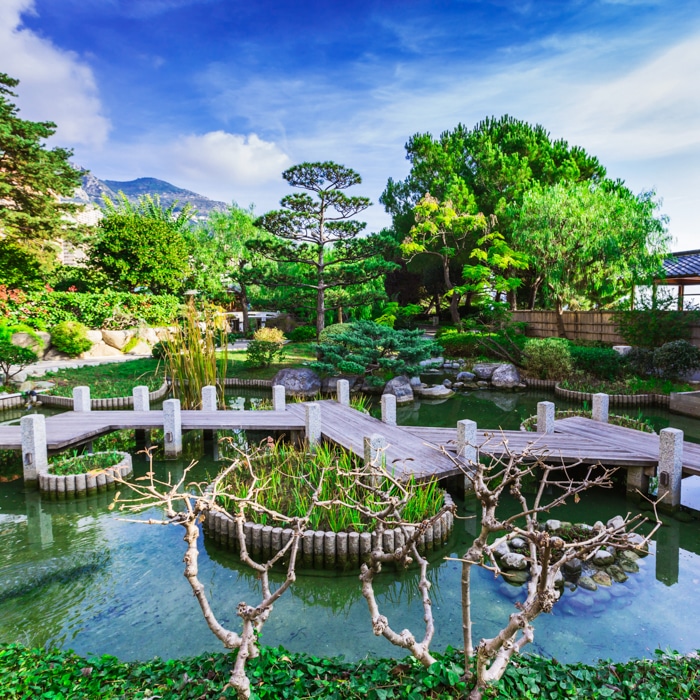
[657,249,700,309]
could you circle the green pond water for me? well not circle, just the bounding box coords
[1,388,700,665]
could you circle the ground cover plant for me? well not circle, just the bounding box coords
[48,450,124,476]
[44,358,164,398]
[521,409,654,433]
[560,375,694,396]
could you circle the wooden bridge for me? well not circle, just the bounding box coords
[4,397,699,493]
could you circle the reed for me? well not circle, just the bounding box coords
[163,299,229,409]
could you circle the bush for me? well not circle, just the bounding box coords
[522,338,573,380]
[569,345,626,381]
[50,321,92,357]
[0,340,38,385]
[246,327,286,368]
[626,346,655,376]
[653,340,700,379]
[151,339,172,360]
[318,322,352,343]
[438,330,484,358]
[287,325,316,342]
[617,305,700,348]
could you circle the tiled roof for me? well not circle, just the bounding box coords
[663,250,700,279]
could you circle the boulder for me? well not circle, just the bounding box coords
[619,559,640,574]
[413,384,454,399]
[43,347,74,362]
[101,330,135,350]
[562,557,582,577]
[86,330,103,344]
[82,341,123,358]
[472,363,501,380]
[321,376,361,394]
[11,331,50,356]
[383,376,414,404]
[593,549,615,567]
[272,368,322,397]
[125,340,153,356]
[141,327,161,345]
[420,356,443,367]
[442,379,453,388]
[501,552,528,571]
[578,575,598,591]
[456,371,475,382]
[409,376,422,387]
[608,565,628,583]
[504,570,529,585]
[606,515,626,531]
[545,519,562,533]
[592,571,613,587]
[490,363,521,388]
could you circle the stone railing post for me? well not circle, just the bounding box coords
[364,434,388,477]
[381,394,397,426]
[592,393,609,423]
[272,385,286,411]
[201,385,218,412]
[305,403,321,450]
[457,419,478,494]
[537,401,555,434]
[73,386,91,412]
[336,379,350,406]
[658,427,683,510]
[21,414,48,482]
[132,385,150,411]
[163,398,182,458]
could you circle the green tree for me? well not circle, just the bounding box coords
[250,162,398,338]
[0,73,83,283]
[382,116,605,308]
[89,194,193,294]
[512,181,670,337]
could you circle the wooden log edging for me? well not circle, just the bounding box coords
[204,492,455,570]
[523,378,558,390]
[554,383,670,408]
[0,393,25,410]
[223,378,274,388]
[40,381,170,410]
[38,451,133,498]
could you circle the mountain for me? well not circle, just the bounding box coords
[70,173,228,219]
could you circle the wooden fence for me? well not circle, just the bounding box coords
[510,310,700,347]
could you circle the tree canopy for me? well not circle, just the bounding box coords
[249,162,398,337]
[89,194,193,294]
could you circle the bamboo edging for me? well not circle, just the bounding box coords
[39,381,170,410]
[38,451,133,498]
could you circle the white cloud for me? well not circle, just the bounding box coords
[0,0,110,148]
[171,131,291,186]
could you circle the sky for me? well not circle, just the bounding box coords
[2,0,699,250]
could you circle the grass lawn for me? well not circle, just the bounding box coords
[44,359,165,398]
[224,341,316,380]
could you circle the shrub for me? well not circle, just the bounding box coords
[151,339,171,360]
[436,330,483,358]
[522,338,573,380]
[318,322,352,343]
[246,327,286,368]
[653,340,700,379]
[626,346,655,376]
[569,344,626,381]
[50,321,92,357]
[287,325,316,342]
[0,340,38,385]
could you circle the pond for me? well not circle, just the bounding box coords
[1,388,699,665]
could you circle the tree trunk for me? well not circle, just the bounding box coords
[449,291,462,326]
[507,289,517,311]
[240,284,250,334]
[555,298,569,340]
[337,306,343,324]
[528,279,542,310]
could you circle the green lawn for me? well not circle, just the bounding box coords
[223,341,316,380]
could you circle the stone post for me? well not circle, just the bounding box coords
[305,403,321,450]
[21,413,48,482]
[364,433,388,475]
[163,398,183,458]
[457,419,478,494]
[272,385,286,411]
[592,393,609,423]
[201,385,218,411]
[73,386,91,412]
[336,379,350,406]
[381,394,397,426]
[537,401,555,434]
[658,427,683,510]
[132,385,150,412]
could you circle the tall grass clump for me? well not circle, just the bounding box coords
[218,441,443,532]
[162,299,228,409]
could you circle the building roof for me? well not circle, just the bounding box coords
[661,250,700,285]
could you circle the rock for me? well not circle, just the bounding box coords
[321,376,361,394]
[504,570,529,585]
[619,559,640,574]
[492,542,511,559]
[443,361,461,370]
[562,558,582,577]
[101,330,135,350]
[81,341,123,358]
[608,565,628,583]
[43,348,73,362]
[578,576,598,591]
[472,363,501,380]
[409,376,422,387]
[593,549,615,567]
[627,533,649,556]
[617,550,639,564]
[272,368,322,397]
[501,552,528,570]
[606,515,626,531]
[10,371,28,384]
[457,371,475,382]
[383,376,414,404]
[420,357,443,367]
[477,381,489,388]
[511,537,526,549]
[442,379,453,388]
[490,363,521,388]
[545,519,562,533]
[452,382,464,389]
[125,340,152,355]
[141,327,161,345]
[11,331,49,355]
[592,571,613,587]
[85,330,103,344]
[413,384,455,399]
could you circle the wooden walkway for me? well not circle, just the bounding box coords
[3,401,700,481]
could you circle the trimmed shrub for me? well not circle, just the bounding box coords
[653,340,700,379]
[523,338,573,380]
[50,321,92,357]
[437,330,484,358]
[246,327,286,368]
[287,325,316,342]
[626,346,655,376]
[569,345,626,381]
[318,322,352,343]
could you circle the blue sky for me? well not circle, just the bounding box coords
[2,0,699,249]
